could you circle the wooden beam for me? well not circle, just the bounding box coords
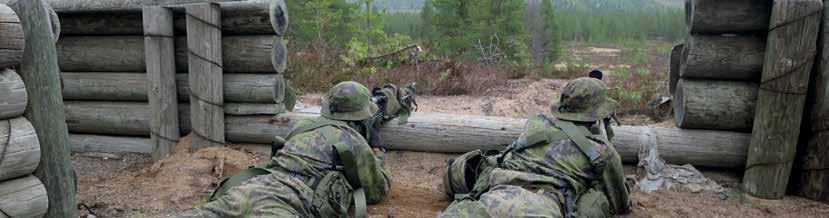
[681,34,766,81]
[795,0,829,202]
[57,35,279,73]
[186,2,224,149]
[47,0,243,13]
[0,175,48,217]
[686,0,773,34]
[143,6,179,160]
[744,0,823,199]
[0,4,24,69]
[10,0,78,216]
[674,79,759,131]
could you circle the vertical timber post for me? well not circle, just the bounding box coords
[186,3,225,149]
[744,0,823,199]
[797,0,829,202]
[11,0,79,216]
[143,6,180,160]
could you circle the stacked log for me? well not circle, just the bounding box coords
[672,0,771,132]
[53,0,293,154]
[0,3,50,216]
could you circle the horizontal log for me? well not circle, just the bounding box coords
[61,72,277,103]
[0,4,24,68]
[0,117,40,181]
[0,117,41,182]
[674,79,758,131]
[0,175,48,218]
[64,101,282,136]
[69,134,152,153]
[57,35,278,72]
[686,0,772,34]
[681,35,765,81]
[58,2,276,35]
[48,0,242,13]
[0,69,26,120]
[62,103,752,168]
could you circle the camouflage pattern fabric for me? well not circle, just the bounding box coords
[550,77,618,122]
[180,117,390,217]
[439,115,630,217]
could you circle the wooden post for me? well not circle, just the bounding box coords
[10,0,79,216]
[143,6,179,160]
[668,43,683,95]
[743,0,823,199]
[796,0,829,202]
[186,3,224,149]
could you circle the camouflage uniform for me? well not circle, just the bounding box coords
[180,82,393,217]
[439,77,631,218]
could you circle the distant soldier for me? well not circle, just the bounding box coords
[439,77,631,218]
[179,81,415,217]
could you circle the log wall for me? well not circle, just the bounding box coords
[0,69,26,120]
[0,175,48,218]
[674,79,758,131]
[0,117,41,182]
[0,4,24,69]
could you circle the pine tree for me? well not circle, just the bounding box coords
[542,0,562,63]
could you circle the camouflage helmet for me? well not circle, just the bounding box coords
[321,81,379,121]
[550,77,618,122]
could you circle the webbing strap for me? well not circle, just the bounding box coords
[552,119,601,163]
[286,118,351,140]
[208,167,272,201]
[332,142,367,218]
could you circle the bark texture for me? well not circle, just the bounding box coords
[686,0,773,34]
[681,35,766,81]
[674,79,759,131]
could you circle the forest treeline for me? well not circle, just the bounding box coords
[287,0,683,67]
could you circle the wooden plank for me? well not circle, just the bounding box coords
[10,0,79,216]
[143,6,179,160]
[674,79,759,131]
[0,175,48,218]
[680,35,766,81]
[687,0,773,34]
[47,0,243,13]
[56,35,279,73]
[0,69,26,120]
[744,0,823,199]
[0,117,40,182]
[69,134,152,154]
[0,4,24,68]
[186,3,224,149]
[796,0,829,202]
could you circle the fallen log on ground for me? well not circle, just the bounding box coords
[674,79,758,131]
[62,102,752,168]
[58,2,277,35]
[0,69,26,120]
[57,35,278,72]
[0,4,25,68]
[686,0,772,34]
[0,117,41,182]
[61,72,277,103]
[0,175,48,218]
[681,35,765,81]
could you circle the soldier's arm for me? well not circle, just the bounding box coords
[354,139,392,204]
[601,144,632,215]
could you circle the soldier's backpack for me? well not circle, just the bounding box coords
[209,117,369,218]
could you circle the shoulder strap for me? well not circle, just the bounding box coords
[550,119,602,164]
[286,117,353,140]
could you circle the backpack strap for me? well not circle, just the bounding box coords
[208,165,272,201]
[332,141,367,218]
[550,119,602,164]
